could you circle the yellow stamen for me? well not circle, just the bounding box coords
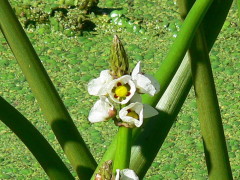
[115,85,128,97]
[127,111,139,119]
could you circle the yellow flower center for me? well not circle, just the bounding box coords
[127,111,139,119]
[115,85,128,97]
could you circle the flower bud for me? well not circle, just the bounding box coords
[109,35,129,77]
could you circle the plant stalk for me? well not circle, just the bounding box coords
[112,127,132,174]
[0,0,97,179]
[0,96,74,180]
[179,0,233,179]
[91,0,233,178]
[189,26,233,179]
[142,0,213,107]
[130,54,192,178]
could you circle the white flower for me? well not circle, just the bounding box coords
[119,102,158,127]
[108,75,136,104]
[116,169,139,180]
[131,61,160,96]
[119,102,143,127]
[88,96,116,123]
[88,70,113,96]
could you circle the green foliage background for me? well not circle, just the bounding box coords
[0,0,239,179]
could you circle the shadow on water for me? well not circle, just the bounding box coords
[50,7,69,17]
[90,7,123,15]
[82,20,96,32]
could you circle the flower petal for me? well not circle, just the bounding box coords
[108,75,136,104]
[88,70,113,96]
[131,61,141,78]
[143,104,159,118]
[133,74,157,96]
[119,102,143,127]
[115,169,120,180]
[145,74,160,95]
[88,96,115,123]
[131,62,160,96]
[119,169,139,180]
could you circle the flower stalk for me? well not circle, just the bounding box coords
[112,126,132,175]
[91,0,233,178]
[0,0,96,179]
[110,36,132,175]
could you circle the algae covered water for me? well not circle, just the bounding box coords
[0,0,239,179]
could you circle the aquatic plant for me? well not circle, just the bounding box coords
[0,0,235,179]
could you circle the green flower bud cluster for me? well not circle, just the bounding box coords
[110,35,129,77]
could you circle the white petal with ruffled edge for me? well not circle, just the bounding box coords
[88,96,115,123]
[88,70,113,96]
[108,75,136,104]
[116,169,139,180]
[131,62,160,96]
[119,102,143,127]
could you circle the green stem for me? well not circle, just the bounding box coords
[91,54,191,180]
[0,0,96,179]
[203,0,235,48]
[142,0,213,106]
[0,96,74,180]
[130,54,192,178]
[179,0,233,178]
[189,26,233,179]
[112,127,132,174]
[91,0,233,178]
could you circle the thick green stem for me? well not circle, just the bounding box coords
[130,54,192,178]
[203,0,236,48]
[0,0,96,179]
[178,0,234,50]
[112,127,132,174]
[130,0,233,177]
[0,97,74,180]
[179,0,233,179]
[189,27,233,179]
[142,0,213,107]
[91,0,233,178]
